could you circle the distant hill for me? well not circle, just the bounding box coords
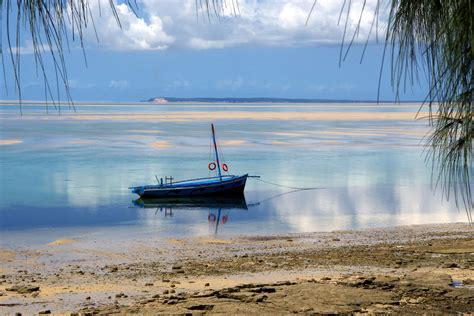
[145,97,379,104]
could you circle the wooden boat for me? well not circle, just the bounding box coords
[130,124,248,198]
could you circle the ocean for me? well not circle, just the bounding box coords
[0,102,465,247]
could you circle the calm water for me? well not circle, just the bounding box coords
[0,102,465,246]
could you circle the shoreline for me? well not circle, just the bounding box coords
[0,222,472,314]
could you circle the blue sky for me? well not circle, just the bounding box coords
[1,0,428,102]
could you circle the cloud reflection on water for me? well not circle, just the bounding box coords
[0,103,466,245]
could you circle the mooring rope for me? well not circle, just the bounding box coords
[247,188,305,207]
[249,176,324,191]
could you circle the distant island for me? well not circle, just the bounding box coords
[145,97,382,104]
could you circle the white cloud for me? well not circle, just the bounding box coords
[68,79,97,89]
[216,77,245,90]
[306,83,355,93]
[166,79,190,90]
[79,0,384,51]
[216,76,291,92]
[108,80,129,89]
[278,3,308,30]
[84,1,174,51]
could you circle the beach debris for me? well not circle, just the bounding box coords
[449,280,463,288]
[38,310,51,315]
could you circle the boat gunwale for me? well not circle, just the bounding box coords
[130,174,247,191]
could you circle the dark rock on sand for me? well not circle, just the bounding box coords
[442,263,459,268]
[188,304,214,311]
[5,285,40,294]
[249,287,276,293]
[254,294,268,303]
[463,278,474,285]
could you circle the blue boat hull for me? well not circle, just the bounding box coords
[132,174,247,198]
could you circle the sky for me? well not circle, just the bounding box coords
[1,0,429,102]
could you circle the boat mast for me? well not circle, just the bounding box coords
[211,123,222,180]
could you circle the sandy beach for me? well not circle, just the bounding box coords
[0,223,472,314]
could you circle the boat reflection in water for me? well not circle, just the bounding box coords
[133,195,248,234]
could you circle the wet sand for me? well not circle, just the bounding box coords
[0,223,472,314]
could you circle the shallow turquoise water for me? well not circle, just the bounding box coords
[0,102,465,246]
